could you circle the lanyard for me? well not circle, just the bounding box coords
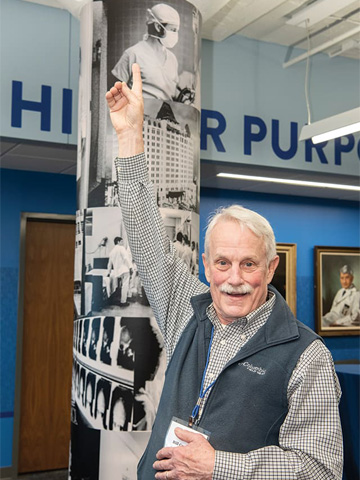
[188,326,216,427]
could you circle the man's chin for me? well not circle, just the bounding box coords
[221,304,250,320]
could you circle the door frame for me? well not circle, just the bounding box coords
[9,212,75,479]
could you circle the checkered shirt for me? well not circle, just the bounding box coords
[115,153,343,480]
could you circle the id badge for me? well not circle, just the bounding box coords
[164,417,211,447]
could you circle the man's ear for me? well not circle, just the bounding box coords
[267,255,280,284]
[202,253,211,284]
[154,22,164,35]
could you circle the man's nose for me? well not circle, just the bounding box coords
[228,266,244,285]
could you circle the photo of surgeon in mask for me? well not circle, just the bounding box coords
[111,3,194,103]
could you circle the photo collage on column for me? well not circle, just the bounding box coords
[71,0,202,478]
[72,205,166,431]
[105,0,202,273]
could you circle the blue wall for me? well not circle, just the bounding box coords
[0,168,77,467]
[1,168,359,467]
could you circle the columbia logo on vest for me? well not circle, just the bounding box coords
[238,361,266,375]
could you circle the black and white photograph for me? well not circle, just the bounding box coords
[315,246,360,336]
[120,317,166,432]
[71,316,134,431]
[107,0,201,107]
[108,386,133,431]
[105,97,201,212]
[74,207,150,317]
[71,315,165,433]
[74,205,200,318]
[141,99,201,213]
[161,207,199,275]
[77,0,201,211]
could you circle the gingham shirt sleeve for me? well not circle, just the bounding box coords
[115,154,208,357]
[213,339,343,480]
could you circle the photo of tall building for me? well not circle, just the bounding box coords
[143,102,197,212]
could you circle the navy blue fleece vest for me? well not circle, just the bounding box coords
[138,286,321,479]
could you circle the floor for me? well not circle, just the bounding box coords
[17,470,68,480]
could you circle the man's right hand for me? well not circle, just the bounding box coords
[105,63,144,157]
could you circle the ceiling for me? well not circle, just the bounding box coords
[2,0,360,200]
[199,0,360,60]
[0,138,77,175]
[22,0,360,59]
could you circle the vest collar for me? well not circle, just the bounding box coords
[190,285,299,352]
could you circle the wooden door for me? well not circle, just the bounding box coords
[19,218,75,473]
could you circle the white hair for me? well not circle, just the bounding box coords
[204,205,277,265]
[340,265,353,276]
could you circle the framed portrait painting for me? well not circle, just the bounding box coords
[315,246,360,336]
[272,243,297,316]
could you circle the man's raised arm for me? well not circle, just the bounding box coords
[105,64,207,352]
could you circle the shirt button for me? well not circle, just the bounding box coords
[220,339,226,346]
[240,334,247,341]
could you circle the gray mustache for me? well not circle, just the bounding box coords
[219,283,254,295]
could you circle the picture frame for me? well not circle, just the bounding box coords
[272,243,297,316]
[315,246,360,336]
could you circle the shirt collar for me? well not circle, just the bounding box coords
[206,290,276,329]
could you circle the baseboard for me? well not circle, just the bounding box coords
[0,465,15,479]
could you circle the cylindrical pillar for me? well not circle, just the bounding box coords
[70,1,201,478]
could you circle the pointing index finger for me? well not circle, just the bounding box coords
[131,63,142,96]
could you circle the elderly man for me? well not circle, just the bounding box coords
[106,64,343,480]
[322,264,360,327]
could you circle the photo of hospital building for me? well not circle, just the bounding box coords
[143,102,197,212]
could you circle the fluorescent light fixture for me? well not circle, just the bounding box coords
[216,173,360,192]
[286,0,355,28]
[283,25,360,67]
[299,107,360,144]
[328,39,359,58]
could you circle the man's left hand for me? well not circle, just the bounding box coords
[153,427,215,480]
